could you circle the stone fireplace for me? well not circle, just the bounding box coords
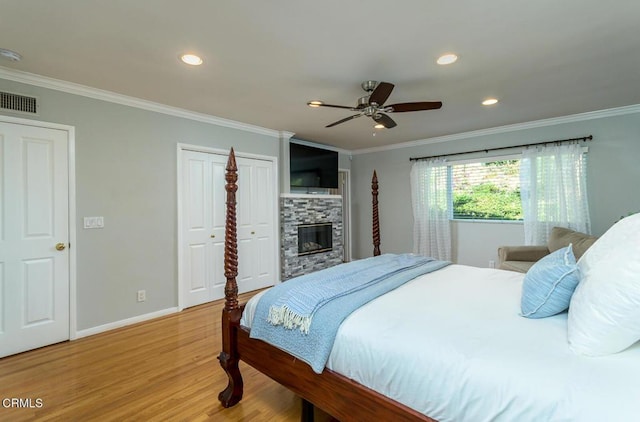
[281,194,343,280]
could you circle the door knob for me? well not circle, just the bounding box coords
[55,243,66,251]
[210,234,215,238]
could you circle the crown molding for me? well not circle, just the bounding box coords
[352,103,640,155]
[3,66,637,151]
[279,131,295,140]
[0,66,284,138]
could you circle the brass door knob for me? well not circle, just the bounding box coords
[55,243,66,251]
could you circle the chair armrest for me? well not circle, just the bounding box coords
[498,245,550,264]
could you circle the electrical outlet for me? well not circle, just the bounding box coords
[137,290,146,302]
[489,260,496,268]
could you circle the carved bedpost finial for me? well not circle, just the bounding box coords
[372,170,381,256]
[224,147,239,311]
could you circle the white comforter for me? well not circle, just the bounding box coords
[243,265,640,421]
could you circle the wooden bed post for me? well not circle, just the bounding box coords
[218,148,244,407]
[372,170,381,256]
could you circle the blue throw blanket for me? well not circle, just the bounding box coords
[250,254,450,373]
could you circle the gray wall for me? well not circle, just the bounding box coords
[3,73,637,330]
[351,111,640,264]
[0,78,280,330]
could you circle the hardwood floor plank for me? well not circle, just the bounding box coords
[0,292,334,421]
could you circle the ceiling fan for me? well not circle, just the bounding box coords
[307,80,442,129]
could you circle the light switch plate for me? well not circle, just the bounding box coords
[84,216,105,229]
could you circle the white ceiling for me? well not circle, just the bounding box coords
[2,1,640,150]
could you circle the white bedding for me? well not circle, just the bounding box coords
[242,264,640,421]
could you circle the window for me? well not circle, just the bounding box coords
[451,159,522,221]
[411,141,589,259]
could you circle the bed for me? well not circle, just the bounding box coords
[218,148,640,421]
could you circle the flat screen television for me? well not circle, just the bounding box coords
[290,143,339,189]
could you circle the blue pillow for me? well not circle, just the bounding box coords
[521,244,580,318]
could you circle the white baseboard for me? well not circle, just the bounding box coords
[73,307,179,339]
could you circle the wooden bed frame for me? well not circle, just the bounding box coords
[218,148,434,421]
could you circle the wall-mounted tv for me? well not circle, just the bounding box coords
[290,142,339,189]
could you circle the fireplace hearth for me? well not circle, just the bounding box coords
[298,223,332,256]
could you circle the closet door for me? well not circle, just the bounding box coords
[181,151,226,308]
[236,157,276,293]
[180,149,276,309]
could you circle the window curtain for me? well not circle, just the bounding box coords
[410,159,451,260]
[520,143,591,245]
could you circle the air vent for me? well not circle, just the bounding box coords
[0,92,38,114]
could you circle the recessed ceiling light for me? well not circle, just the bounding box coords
[180,54,203,66]
[374,123,385,129]
[437,53,458,65]
[307,101,323,107]
[482,98,499,106]
[0,48,22,62]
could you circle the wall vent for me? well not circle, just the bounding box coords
[0,91,38,114]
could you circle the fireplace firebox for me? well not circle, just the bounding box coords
[298,223,332,256]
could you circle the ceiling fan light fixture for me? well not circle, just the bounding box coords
[180,53,203,66]
[437,53,458,65]
[374,123,385,129]
[482,98,499,106]
[308,100,323,107]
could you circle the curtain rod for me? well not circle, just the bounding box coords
[409,135,593,162]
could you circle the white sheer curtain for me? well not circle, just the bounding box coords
[520,143,591,245]
[410,159,451,260]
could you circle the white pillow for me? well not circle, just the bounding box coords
[568,213,640,356]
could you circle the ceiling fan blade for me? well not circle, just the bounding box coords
[315,103,356,110]
[368,82,395,106]
[386,101,443,112]
[326,113,362,128]
[374,113,397,129]
[308,101,355,110]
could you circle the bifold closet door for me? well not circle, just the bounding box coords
[235,157,276,293]
[181,150,276,309]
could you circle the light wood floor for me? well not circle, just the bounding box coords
[0,291,334,421]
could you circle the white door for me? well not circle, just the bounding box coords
[236,158,276,293]
[181,149,276,309]
[0,122,70,358]
[181,151,227,308]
